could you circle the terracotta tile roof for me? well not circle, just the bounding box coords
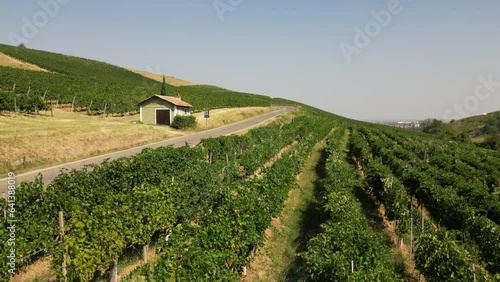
[139,95,193,108]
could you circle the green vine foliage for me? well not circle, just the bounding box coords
[414,232,484,282]
[348,124,500,277]
[1,112,334,281]
[0,44,273,114]
[2,106,499,281]
[124,114,333,281]
[299,128,405,282]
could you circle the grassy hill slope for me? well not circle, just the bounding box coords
[0,44,272,113]
[424,111,500,150]
[446,111,500,140]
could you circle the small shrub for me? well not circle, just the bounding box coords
[171,115,196,129]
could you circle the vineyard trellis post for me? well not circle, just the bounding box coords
[71,96,76,112]
[143,245,148,263]
[14,98,17,117]
[88,100,93,115]
[111,258,118,282]
[410,208,414,261]
[472,263,476,282]
[59,211,67,281]
[351,260,354,273]
[3,192,6,220]
[50,100,54,117]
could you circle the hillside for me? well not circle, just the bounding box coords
[423,111,500,150]
[0,52,49,72]
[0,44,273,113]
[127,68,196,86]
[449,111,500,139]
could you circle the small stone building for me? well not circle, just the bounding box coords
[138,95,193,125]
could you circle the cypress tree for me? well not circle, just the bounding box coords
[160,75,167,95]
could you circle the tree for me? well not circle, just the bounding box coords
[483,125,499,135]
[421,119,444,134]
[480,135,500,150]
[160,75,167,95]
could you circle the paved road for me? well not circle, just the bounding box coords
[0,106,294,192]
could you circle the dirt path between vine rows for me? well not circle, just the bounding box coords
[10,257,54,282]
[246,141,298,181]
[242,133,331,282]
[117,245,158,281]
[352,157,424,282]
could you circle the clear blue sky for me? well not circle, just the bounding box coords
[1,0,500,120]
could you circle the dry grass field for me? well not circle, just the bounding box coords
[0,52,50,72]
[127,69,197,86]
[0,107,275,175]
[192,107,276,129]
[0,109,181,175]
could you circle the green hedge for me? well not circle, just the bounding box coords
[171,115,196,129]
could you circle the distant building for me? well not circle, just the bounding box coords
[138,95,193,125]
[393,121,421,129]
